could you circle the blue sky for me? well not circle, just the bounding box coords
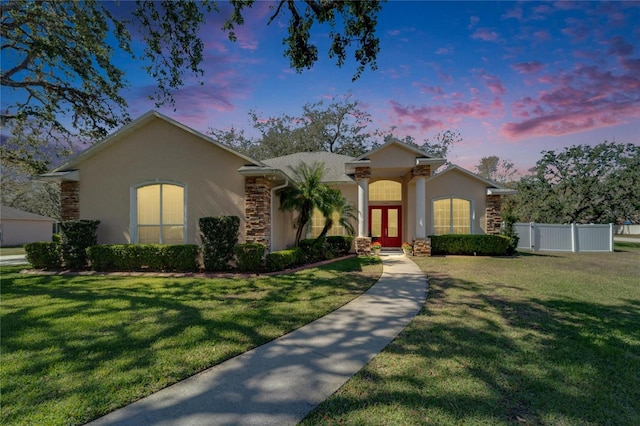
[10,1,640,173]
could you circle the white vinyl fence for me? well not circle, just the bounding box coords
[514,223,614,252]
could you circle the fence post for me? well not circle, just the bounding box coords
[609,223,614,252]
[571,223,577,252]
[530,222,535,251]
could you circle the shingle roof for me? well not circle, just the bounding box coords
[0,205,56,222]
[262,152,355,183]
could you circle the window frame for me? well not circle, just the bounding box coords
[431,196,474,235]
[130,180,187,244]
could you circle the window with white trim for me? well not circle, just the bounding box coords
[135,183,185,244]
[309,209,345,238]
[433,197,471,234]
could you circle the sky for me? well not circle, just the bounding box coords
[12,1,640,174]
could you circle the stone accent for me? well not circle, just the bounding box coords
[61,181,80,220]
[485,194,502,234]
[354,166,371,179]
[411,164,431,178]
[355,237,372,255]
[413,238,431,256]
[245,177,271,248]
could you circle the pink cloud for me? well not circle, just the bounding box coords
[435,45,454,55]
[468,16,479,30]
[476,71,506,95]
[606,35,634,56]
[502,64,640,138]
[533,30,552,42]
[562,18,590,42]
[511,61,545,74]
[471,28,500,42]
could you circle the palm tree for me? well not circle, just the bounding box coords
[278,162,332,246]
[316,188,356,240]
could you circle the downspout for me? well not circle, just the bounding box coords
[270,179,289,252]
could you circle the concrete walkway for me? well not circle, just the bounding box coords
[0,254,28,266]
[89,253,427,426]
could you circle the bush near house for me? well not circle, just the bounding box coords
[430,234,511,256]
[265,247,305,272]
[24,242,62,270]
[234,243,266,272]
[60,220,100,269]
[200,216,240,272]
[86,245,200,272]
[300,238,333,263]
[326,236,353,256]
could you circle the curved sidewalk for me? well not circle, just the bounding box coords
[89,253,427,426]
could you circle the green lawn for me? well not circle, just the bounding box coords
[0,257,382,426]
[0,246,26,256]
[302,244,640,426]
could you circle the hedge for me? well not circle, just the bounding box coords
[299,238,332,263]
[200,216,240,271]
[86,244,200,272]
[60,220,100,269]
[265,247,305,272]
[430,234,511,256]
[326,236,353,256]
[24,242,62,270]
[234,243,265,272]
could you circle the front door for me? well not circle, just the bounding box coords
[369,206,402,247]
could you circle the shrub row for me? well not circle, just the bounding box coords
[60,220,100,269]
[234,243,266,272]
[86,244,200,272]
[200,216,239,272]
[265,247,305,272]
[24,242,62,270]
[430,234,511,256]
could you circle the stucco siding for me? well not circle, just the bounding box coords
[368,145,419,169]
[426,170,488,234]
[77,118,247,244]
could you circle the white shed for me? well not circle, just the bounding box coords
[0,205,56,246]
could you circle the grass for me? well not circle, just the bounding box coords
[0,246,26,256]
[302,243,640,426]
[0,257,382,426]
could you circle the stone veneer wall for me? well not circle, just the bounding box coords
[413,238,431,256]
[411,164,431,178]
[485,194,502,234]
[61,181,80,221]
[354,237,372,255]
[245,177,271,247]
[354,166,371,179]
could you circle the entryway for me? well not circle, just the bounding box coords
[369,206,402,247]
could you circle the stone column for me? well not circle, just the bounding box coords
[485,194,502,234]
[61,181,80,220]
[245,177,271,248]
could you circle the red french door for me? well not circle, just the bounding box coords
[369,206,402,247]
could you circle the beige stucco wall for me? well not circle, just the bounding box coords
[0,219,54,246]
[368,145,419,169]
[77,118,248,245]
[425,169,488,234]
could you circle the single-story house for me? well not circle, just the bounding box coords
[40,111,515,255]
[0,205,56,246]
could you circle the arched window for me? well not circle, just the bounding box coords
[369,180,402,201]
[134,183,185,244]
[433,197,471,234]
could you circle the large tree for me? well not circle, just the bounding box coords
[2,0,382,215]
[513,142,639,224]
[209,94,373,159]
[475,155,517,184]
[1,0,381,141]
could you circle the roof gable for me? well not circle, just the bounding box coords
[426,164,504,188]
[356,139,439,161]
[53,110,262,172]
[262,152,355,183]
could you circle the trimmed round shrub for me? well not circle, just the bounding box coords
[234,243,265,272]
[24,242,62,270]
[60,219,100,269]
